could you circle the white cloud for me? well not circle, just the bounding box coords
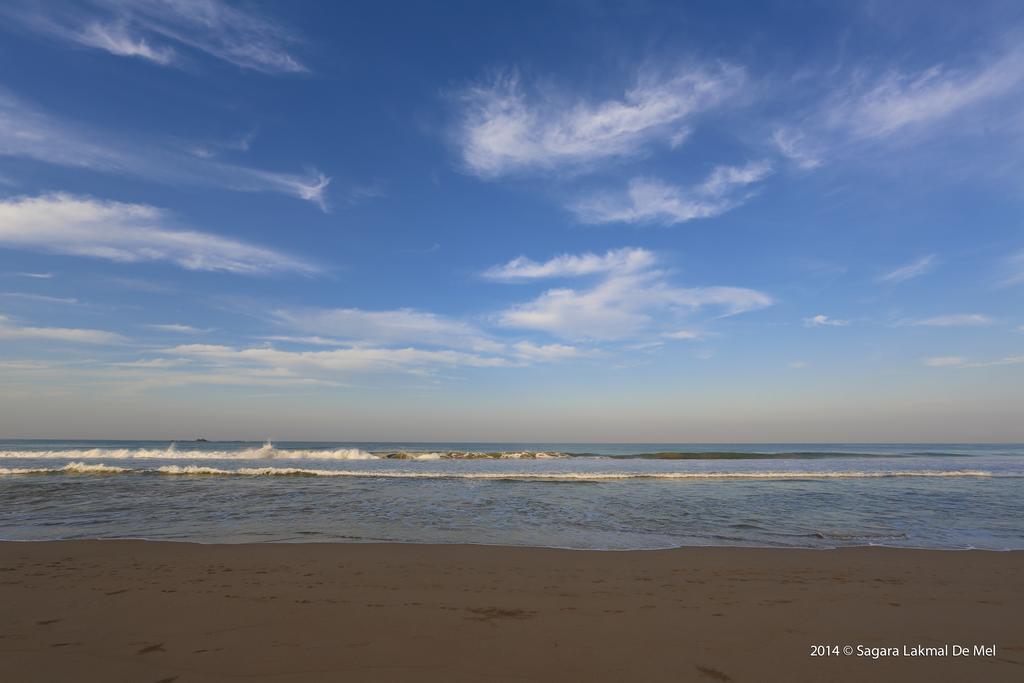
[271,307,497,351]
[804,314,849,327]
[483,247,655,280]
[0,193,316,275]
[779,48,1024,168]
[5,0,306,73]
[902,314,993,327]
[13,272,54,279]
[0,89,329,207]
[163,343,512,377]
[495,249,772,340]
[877,255,937,284]
[923,354,1024,369]
[825,50,1024,140]
[0,313,125,344]
[572,161,771,226]
[263,307,594,372]
[147,323,206,334]
[771,128,821,170]
[77,20,176,64]
[510,341,583,362]
[1000,251,1024,287]
[662,329,704,341]
[697,160,773,197]
[0,292,78,305]
[456,65,744,177]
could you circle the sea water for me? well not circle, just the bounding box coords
[0,440,1021,550]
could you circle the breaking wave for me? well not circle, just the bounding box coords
[0,462,130,475]
[0,443,565,461]
[0,464,997,481]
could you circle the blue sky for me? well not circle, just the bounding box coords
[0,0,1022,441]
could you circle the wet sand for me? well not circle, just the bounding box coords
[0,541,1021,682]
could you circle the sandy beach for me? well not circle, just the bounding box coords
[0,542,1020,682]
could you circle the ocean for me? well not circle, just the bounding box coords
[1,440,1021,550]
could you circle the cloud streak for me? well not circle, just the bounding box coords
[4,0,306,73]
[0,194,316,275]
[493,248,772,340]
[900,314,993,327]
[877,255,937,284]
[0,89,330,207]
[776,47,1024,169]
[483,247,655,280]
[271,307,499,352]
[804,314,849,327]
[456,64,744,177]
[571,161,771,226]
[824,50,1024,140]
[0,313,125,344]
[924,354,1024,369]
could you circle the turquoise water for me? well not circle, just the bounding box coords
[1,440,1021,549]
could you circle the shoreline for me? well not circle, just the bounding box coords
[2,537,1021,552]
[1,541,1021,681]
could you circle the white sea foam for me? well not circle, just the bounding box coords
[0,444,563,461]
[0,443,377,461]
[147,468,994,481]
[0,461,130,475]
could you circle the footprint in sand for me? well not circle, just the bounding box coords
[695,664,733,682]
[137,642,165,655]
[465,607,537,621]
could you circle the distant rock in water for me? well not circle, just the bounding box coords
[194,438,209,442]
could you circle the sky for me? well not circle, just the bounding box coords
[0,0,1023,442]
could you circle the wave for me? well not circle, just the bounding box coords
[0,443,565,461]
[156,468,999,480]
[0,443,377,461]
[0,464,997,481]
[3,443,1016,461]
[0,462,130,475]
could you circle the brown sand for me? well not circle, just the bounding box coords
[0,542,1021,682]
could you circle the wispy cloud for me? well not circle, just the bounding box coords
[923,354,1024,369]
[0,194,316,275]
[1000,251,1024,287]
[778,47,1024,168]
[186,128,258,160]
[0,313,125,344]
[804,314,849,327]
[483,247,655,280]
[510,341,584,362]
[0,89,330,207]
[146,323,207,334]
[900,314,993,327]
[571,161,771,226]
[147,335,589,387]
[76,20,176,64]
[456,64,744,177]
[4,0,306,73]
[771,128,822,170]
[163,343,512,378]
[10,272,54,279]
[494,248,772,340]
[271,307,499,352]
[877,255,937,284]
[0,292,78,305]
[824,50,1024,140]
[662,329,705,341]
